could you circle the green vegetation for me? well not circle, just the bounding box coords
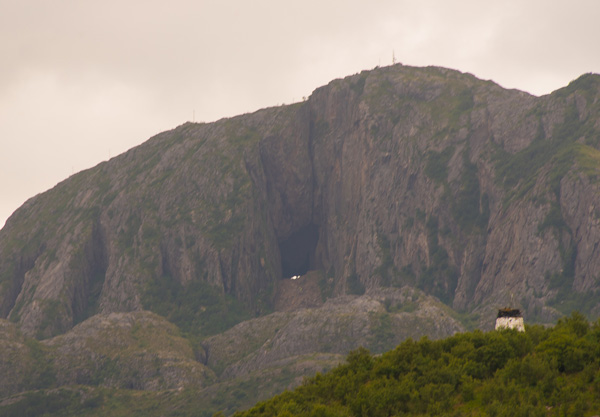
[494,99,598,204]
[117,212,142,252]
[4,62,600,417]
[36,299,68,339]
[0,389,81,417]
[374,234,396,287]
[142,276,251,339]
[539,202,576,278]
[201,174,249,250]
[368,312,396,354]
[346,272,365,296]
[419,216,458,305]
[574,143,600,181]
[449,87,474,126]
[451,151,489,232]
[2,312,600,417]
[383,296,418,315]
[197,123,259,249]
[553,73,600,103]
[71,247,106,326]
[537,202,566,235]
[313,119,330,139]
[425,146,488,234]
[350,73,367,96]
[429,86,474,133]
[237,312,600,417]
[415,208,426,223]
[319,270,335,301]
[23,338,56,389]
[0,387,192,417]
[550,287,600,318]
[0,367,308,417]
[537,199,579,313]
[374,236,416,289]
[445,309,481,332]
[490,94,600,320]
[493,134,556,202]
[424,146,454,184]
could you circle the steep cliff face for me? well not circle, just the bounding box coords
[1,65,600,338]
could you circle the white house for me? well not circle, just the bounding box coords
[495,308,525,332]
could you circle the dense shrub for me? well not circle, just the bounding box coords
[237,312,600,417]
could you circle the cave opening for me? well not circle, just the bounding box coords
[279,223,319,279]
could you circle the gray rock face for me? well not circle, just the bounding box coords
[202,286,463,380]
[1,65,600,338]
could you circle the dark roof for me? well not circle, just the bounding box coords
[497,308,522,318]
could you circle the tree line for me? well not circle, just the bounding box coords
[235,312,600,417]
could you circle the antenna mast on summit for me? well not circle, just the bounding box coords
[392,50,396,65]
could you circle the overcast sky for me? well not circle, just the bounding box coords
[1,0,600,228]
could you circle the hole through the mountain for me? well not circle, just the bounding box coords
[279,224,319,279]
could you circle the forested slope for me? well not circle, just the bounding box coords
[236,313,600,417]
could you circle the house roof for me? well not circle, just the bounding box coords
[497,308,522,318]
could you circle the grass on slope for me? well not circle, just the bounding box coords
[494,92,600,205]
[142,277,252,339]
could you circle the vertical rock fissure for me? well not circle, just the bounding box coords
[4,250,41,320]
[72,222,108,325]
[278,224,319,278]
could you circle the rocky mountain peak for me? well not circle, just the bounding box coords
[1,65,600,339]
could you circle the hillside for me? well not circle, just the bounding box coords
[1,63,600,413]
[2,313,598,416]
[0,288,462,416]
[236,313,600,417]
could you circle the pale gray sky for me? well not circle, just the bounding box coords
[2,0,599,228]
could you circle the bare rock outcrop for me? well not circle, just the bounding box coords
[203,286,463,380]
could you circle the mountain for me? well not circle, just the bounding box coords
[1,64,600,414]
[2,64,600,337]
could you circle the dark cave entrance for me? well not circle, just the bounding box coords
[279,223,319,278]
